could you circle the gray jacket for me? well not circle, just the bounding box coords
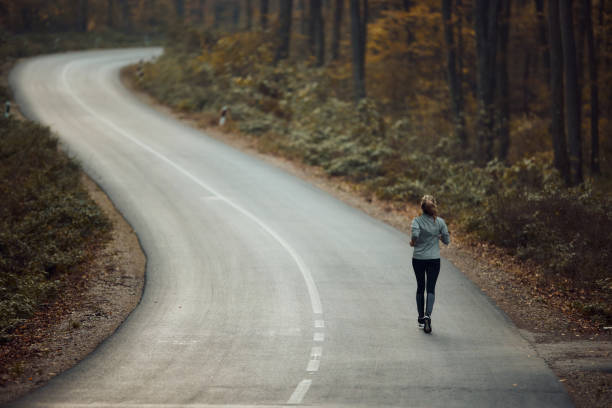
[411,215,450,259]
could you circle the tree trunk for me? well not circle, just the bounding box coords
[119,0,132,33]
[559,0,583,185]
[79,0,89,32]
[584,0,599,174]
[474,0,500,163]
[107,0,115,28]
[299,0,308,36]
[456,0,465,110]
[534,0,550,77]
[19,5,34,32]
[174,0,185,20]
[547,0,570,183]
[260,0,269,30]
[442,0,467,148]
[315,0,325,65]
[198,0,207,24]
[308,1,318,56]
[233,3,241,27]
[330,0,343,61]
[245,0,253,29]
[275,0,293,63]
[522,52,531,112]
[576,0,587,139]
[496,0,510,161]
[350,0,367,101]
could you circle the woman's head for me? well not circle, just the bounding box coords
[420,195,437,219]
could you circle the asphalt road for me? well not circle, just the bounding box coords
[7,49,573,407]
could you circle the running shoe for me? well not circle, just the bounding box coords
[418,317,425,329]
[423,316,432,333]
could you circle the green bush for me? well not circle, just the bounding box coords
[0,117,110,339]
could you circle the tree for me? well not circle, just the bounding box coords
[245,0,253,29]
[548,0,570,183]
[79,0,89,32]
[330,0,343,61]
[496,0,510,161]
[350,0,367,101]
[308,1,317,56]
[193,0,206,24]
[473,0,500,163]
[298,0,308,35]
[307,0,325,65]
[174,0,185,20]
[314,0,325,65]
[275,0,293,63]
[107,0,115,28]
[559,0,583,185]
[260,0,269,30]
[119,0,132,33]
[456,0,465,107]
[441,0,467,148]
[534,0,550,77]
[583,0,600,174]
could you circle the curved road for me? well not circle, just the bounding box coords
[8,49,572,407]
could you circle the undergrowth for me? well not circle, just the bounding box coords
[137,28,611,326]
[0,29,160,340]
[0,116,110,340]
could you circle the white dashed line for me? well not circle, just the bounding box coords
[61,61,326,407]
[287,379,313,405]
[306,359,320,372]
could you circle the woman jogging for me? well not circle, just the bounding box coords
[410,195,450,333]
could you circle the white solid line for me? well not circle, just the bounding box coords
[313,332,325,342]
[61,61,323,316]
[314,319,325,328]
[200,196,225,201]
[287,379,312,405]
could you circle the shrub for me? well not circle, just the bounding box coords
[0,118,110,338]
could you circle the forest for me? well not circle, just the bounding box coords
[1,0,611,326]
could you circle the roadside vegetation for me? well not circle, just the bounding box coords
[0,0,165,342]
[135,6,611,328]
[0,113,110,340]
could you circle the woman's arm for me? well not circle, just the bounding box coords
[440,220,450,245]
[410,219,419,247]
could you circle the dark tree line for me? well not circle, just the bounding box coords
[235,0,604,184]
[3,0,607,185]
[436,0,602,185]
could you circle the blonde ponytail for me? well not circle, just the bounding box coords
[420,195,438,221]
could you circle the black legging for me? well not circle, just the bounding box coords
[412,258,440,318]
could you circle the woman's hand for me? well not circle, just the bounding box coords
[410,239,415,247]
